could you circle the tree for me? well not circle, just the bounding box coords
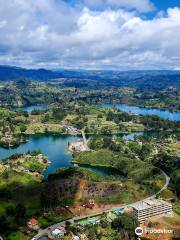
[128,142,141,155]
[15,203,26,224]
[0,216,8,234]
[103,136,113,149]
[19,124,27,133]
[6,206,16,216]
[52,108,66,121]
[2,170,9,181]
[100,126,112,135]
[42,114,50,123]
[97,113,103,119]
[15,78,31,89]
[152,151,175,172]
[112,213,138,239]
[139,143,152,160]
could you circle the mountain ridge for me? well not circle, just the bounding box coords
[0,65,180,89]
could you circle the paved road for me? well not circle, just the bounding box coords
[32,168,170,240]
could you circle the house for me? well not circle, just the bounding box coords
[72,236,80,240]
[52,229,62,238]
[51,226,66,238]
[27,218,40,230]
[83,199,95,209]
[80,234,89,240]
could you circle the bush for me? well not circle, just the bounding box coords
[148,221,159,228]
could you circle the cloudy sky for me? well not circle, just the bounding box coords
[0,0,180,70]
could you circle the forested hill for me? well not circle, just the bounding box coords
[0,65,61,81]
[0,65,180,89]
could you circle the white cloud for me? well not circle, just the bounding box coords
[0,0,180,70]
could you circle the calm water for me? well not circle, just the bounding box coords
[77,164,124,179]
[15,105,48,113]
[0,132,143,178]
[1,103,178,178]
[114,132,144,140]
[117,131,159,140]
[0,134,81,178]
[99,104,180,121]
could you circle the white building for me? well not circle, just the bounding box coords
[51,227,65,238]
[133,199,172,223]
[72,236,80,240]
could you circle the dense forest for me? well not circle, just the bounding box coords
[0,78,180,111]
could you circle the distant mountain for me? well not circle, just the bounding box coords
[0,65,180,89]
[0,65,63,81]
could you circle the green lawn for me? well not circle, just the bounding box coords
[163,216,180,225]
[7,231,29,240]
[38,210,72,228]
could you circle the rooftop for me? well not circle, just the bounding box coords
[133,199,171,211]
[28,218,38,226]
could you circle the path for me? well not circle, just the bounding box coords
[32,168,170,240]
[81,130,89,150]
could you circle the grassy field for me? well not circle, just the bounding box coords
[163,216,180,225]
[169,140,180,156]
[0,170,40,189]
[38,210,73,228]
[26,114,63,134]
[72,149,154,179]
[7,231,29,240]
[72,149,165,200]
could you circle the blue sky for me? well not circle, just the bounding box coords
[153,0,180,10]
[147,0,180,19]
[62,0,180,13]
[0,0,180,70]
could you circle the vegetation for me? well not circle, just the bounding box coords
[0,152,50,238]
[0,74,179,239]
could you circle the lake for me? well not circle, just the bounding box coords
[98,104,180,121]
[14,105,48,113]
[116,131,160,140]
[77,164,125,179]
[1,103,178,178]
[0,132,144,178]
[0,134,80,178]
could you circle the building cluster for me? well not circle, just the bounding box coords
[30,199,173,239]
[64,126,79,135]
[71,141,87,152]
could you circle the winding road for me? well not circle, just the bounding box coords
[32,168,170,240]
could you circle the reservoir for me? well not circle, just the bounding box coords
[14,105,48,113]
[0,104,179,178]
[0,132,145,177]
[0,134,80,178]
[98,104,180,121]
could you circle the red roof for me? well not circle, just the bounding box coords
[29,218,38,226]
